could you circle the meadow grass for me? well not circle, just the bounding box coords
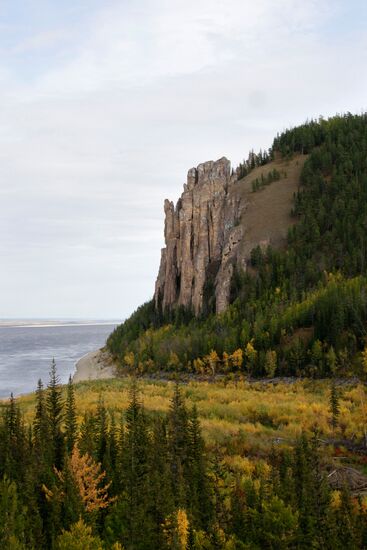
[14,377,367,468]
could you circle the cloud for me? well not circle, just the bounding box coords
[0,0,366,318]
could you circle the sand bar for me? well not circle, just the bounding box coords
[73,349,116,383]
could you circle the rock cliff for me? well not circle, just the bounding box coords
[154,152,305,316]
[154,157,244,315]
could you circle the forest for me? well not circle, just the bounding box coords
[107,114,367,379]
[1,365,367,549]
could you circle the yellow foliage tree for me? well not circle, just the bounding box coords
[162,508,189,550]
[69,446,114,513]
[245,340,257,376]
[168,351,181,370]
[123,351,135,369]
[222,351,230,372]
[230,349,243,369]
[144,358,155,371]
[264,350,277,378]
[193,357,205,374]
[55,518,104,550]
[44,447,115,515]
[205,350,220,376]
[330,490,342,510]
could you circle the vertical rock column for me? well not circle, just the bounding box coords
[155,157,240,315]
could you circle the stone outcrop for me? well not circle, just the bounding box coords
[154,157,244,315]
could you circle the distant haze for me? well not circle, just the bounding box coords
[1,1,366,319]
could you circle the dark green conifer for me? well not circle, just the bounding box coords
[167,383,190,508]
[329,381,340,432]
[96,394,109,471]
[1,394,27,484]
[109,379,153,548]
[33,378,51,466]
[0,476,26,548]
[46,359,64,468]
[188,405,213,530]
[65,375,77,454]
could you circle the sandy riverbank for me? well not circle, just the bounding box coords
[73,349,117,383]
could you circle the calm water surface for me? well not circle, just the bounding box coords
[0,323,117,398]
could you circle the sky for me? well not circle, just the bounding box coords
[1,0,367,320]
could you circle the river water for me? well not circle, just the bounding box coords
[0,322,118,398]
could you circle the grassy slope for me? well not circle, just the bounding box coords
[234,153,307,257]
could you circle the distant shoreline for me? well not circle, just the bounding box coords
[0,321,120,329]
[73,349,117,383]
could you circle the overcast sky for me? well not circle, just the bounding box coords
[1,0,366,320]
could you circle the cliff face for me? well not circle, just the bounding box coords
[154,153,305,316]
[154,157,243,315]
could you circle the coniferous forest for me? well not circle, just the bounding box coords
[1,365,367,549]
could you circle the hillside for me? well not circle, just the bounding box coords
[108,114,367,379]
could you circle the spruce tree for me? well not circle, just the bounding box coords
[34,379,46,438]
[96,394,108,467]
[33,378,52,469]
[46,359,64,468]
[65,376,77,454]
[108,412,118,490]
[148,417,174,549]
[329,381,340,433]
[167,383,190,508]
[110,379,153,548]
[0,476,26,549]
[1,394,28,484]
[188,405,212,530]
